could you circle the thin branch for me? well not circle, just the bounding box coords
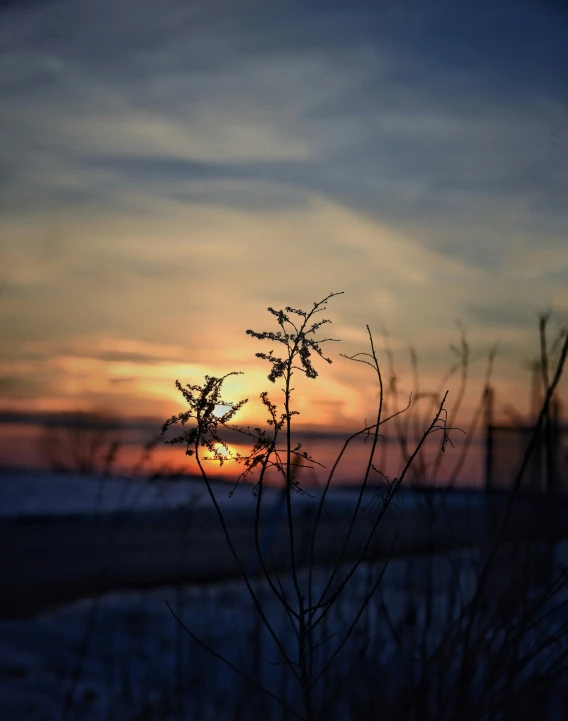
[166,602,304,720]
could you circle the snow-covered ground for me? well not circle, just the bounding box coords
[0,469,382,519]
[1,545,568,721]
[3,471,568,720]
[0,554,474,721]
[0,470,264,518]
[0,469,491,520]
[1,470,503,622]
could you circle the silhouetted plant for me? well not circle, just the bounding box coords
[162,292,455,721]
[356,315,568,721]
[38,297,568,721]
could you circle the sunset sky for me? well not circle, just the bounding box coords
[1,0,567,471]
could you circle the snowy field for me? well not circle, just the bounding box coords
[0,469,494,521]
[0,471,501,619]
[2,547,568,721]
[0,554,478,720]
[2,471,568,719]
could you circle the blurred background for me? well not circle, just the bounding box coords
[1,0,568,719]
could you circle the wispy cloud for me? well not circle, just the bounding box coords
[0,0,566,430]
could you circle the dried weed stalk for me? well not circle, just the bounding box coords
[162,292,455,720]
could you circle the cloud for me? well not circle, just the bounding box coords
[1,0,567,430]
[2,0,566,259]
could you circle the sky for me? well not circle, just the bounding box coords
[0,0,567,472]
